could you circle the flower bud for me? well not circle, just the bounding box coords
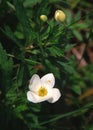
[40,15,48,22]
[54,10,66,22]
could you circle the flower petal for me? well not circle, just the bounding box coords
[41,73,55,88]
[27,91,52,103]
[47,88,61,103]
[29,74,41,91]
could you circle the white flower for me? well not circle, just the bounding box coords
[27,73,61,103]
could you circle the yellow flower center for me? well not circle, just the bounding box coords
[38,87,48,97]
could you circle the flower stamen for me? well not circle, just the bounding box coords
[38,87,48,97]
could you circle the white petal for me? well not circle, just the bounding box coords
[27,91,38,103]
[47,88,61,103]
[27,91,52,103]
[41,73,55,88]
[29,74,41,91]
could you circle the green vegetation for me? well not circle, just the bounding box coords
[0,0,93,130]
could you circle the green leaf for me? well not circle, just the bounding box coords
[64,44,74,52]
[16,65,24,87]
[0,43,13,88]
[41,25,51,41]
[14,31,24,39]
[0,43,13,71]
[44,59,60,78]
[1,26,23,48]
[23,0,41,7]
[25,58,40,65]
[57,61,75,74]
[73,29,83,41]
[13,0,32,44]
[71,85,82,95]
[16,63,30,88]
[47,46,64,57]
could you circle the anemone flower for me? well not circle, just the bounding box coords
[27,73,61,103]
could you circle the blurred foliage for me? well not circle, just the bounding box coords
[0,0,93,130]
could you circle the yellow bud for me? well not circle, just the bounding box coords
[54,10,66,22]
[40,15,48,22]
